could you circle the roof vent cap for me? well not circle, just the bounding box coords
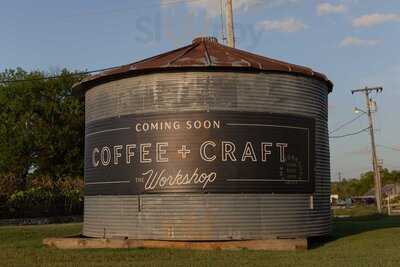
[193,36,218,44]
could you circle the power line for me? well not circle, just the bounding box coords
[329,127,370,139]
[382,163,400,170]
[0,66,118,84]
[329,113,365,134]
[63,0,269,20]
[377,144,400,152]
[59,0,204,20]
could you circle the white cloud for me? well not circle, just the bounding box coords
[353,13,400,28]
[317,3,347,16]
[257,18,307,32]
[339,36,381,47]
[162,0,302,18]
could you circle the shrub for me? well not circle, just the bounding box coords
[28,175,55,191]
[55,177,84,215]
[2,176,84,219]
[6,187,56,218]
[0,174,19,203]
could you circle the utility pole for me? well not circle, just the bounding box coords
[351,86,383,213]
[338,171,342,182]
[226,0,235,47]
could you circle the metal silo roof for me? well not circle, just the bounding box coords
[74,36,333,93]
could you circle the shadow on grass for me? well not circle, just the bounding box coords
[309,214,400,249]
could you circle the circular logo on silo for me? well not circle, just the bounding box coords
[282,154,305,181]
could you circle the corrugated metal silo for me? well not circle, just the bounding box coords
[74,37,333,240]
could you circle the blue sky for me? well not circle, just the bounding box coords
[1,0,399,180]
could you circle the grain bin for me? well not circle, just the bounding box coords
[74,37,333,241]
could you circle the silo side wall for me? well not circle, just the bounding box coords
[83,71,330,240]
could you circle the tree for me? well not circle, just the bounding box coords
[332,169,400,198]
[0,68,85,189]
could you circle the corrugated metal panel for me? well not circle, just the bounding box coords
[83,71,331,240]
[84,194,329,240]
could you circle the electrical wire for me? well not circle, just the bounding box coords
[0,1,233,84]
[59,0,205,20]
[377,144,400,152]
[329,127,370,139]
[381,163,400,170]
[329,113,366,134]
[50,0,270,24]
[0,66,118,84]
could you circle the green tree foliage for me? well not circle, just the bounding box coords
[3,175,84,218]
[0,68,85,189]
[332,169,400,198]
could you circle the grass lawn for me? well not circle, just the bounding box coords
[1,215,400,267]
[333,205,381,217]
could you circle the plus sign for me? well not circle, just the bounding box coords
[178,145,191,159]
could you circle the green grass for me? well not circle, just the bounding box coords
[333,205,380,218]
[1,216,400,267]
